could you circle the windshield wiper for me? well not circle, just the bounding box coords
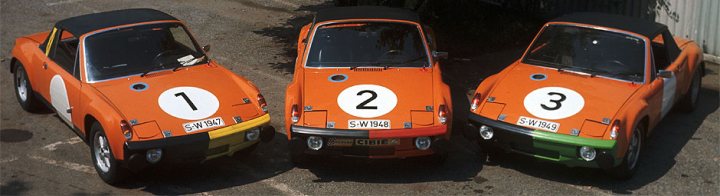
[140,64,164,77]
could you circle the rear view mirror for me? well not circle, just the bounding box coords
[432,51,448,60]
[658,70,672,78]
[202,45,211,53]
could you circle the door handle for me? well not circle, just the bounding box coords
[42,63,48,69]
[66,107,73,113]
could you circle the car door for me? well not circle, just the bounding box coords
[651,32,682,119]
[42,28,82,125]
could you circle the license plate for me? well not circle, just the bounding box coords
[348,120,390,129]
[516,116,560,132]
[183,117,225,133]
[328,138,399,147]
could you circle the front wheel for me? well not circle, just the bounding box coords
[610,124,644,179]
[90,122,127,185]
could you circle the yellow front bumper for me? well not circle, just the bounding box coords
[205,114,271,160]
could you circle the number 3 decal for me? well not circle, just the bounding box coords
[523,87,584,120]
[356,90,378,109]
[338,84,397,118]
[540,92,566,111]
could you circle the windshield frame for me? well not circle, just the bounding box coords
[520,22,650,84]
[302,19,433,69]
[80,21,207,83]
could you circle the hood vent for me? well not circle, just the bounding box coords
[353,67,384,72]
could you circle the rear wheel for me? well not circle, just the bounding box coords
[679,68,701,112]
[610,124,644,179]
[13,62,43,112]
[90,122,127,185]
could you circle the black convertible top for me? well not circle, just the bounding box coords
[314,6,421,23]
[552,12,666,38]
[55,8,178,36]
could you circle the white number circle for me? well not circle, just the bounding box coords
[337,84,398,118]
[158,87,220,120]
[523,87,584,120]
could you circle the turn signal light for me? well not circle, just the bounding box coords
[438,105,448,124]
[610,120,621,139]
[470,93,481,111]
[291,104,300,123]
[120,120,133,140]
[257,94,268,112]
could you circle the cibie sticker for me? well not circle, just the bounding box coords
[337,84,398,118]
[158,87,220,120]
[523,87,584,120]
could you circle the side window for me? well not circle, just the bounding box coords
[651,34,669,70]
[49,29,79,76]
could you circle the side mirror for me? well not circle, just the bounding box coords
[202,45,211,53]
[657,70,672,78]
[432,51,449,60]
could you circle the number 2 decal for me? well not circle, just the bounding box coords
[175,92,198,111]
[540,92,566,111]
[356,90,378,109]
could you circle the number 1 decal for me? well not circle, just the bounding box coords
[175,92,198,111]
[356,90,378,109]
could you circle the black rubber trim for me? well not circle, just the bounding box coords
[291,125,368,138]
[467,113,534,137]
[125,132,209,150]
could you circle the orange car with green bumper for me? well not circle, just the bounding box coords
[465,13,704,178]
[285,6,453,162]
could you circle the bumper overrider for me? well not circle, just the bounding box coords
[289,125,449,158]
[466,113,620,169]
[123,114,275,170]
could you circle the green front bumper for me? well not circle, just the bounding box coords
[468,113,621,168]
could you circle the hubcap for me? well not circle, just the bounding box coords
[94,135,112,173]
[16,67,27,102]
[627,128,642,170]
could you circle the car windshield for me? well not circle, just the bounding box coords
[84,22,206,81]
[522,25,646,82]
[306,22,429,68]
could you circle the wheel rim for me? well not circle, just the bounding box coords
[16,67,28,102]
[690,74,700,106]
[627,128,642,170]
[94,134,112,173]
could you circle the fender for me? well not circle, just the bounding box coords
[431,62,452,139]
[613,99,649,158]
[285,80,302,138]
[81,85,130,160]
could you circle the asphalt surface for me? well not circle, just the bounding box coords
[1,0,718,195]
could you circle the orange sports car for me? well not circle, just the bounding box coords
[466,13,704,178]
[284,6,453,163]
[10,9,275,184]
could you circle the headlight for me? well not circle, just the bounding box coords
[307,136,323,150]
[146,148,163,164]
[479,125,494,140]
[415,137,432,150]
[246,128,260,141]
[579,146,596,161]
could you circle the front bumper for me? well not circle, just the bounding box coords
[467,113,619,169]
[123,114,274,169]
[290,125,449,159]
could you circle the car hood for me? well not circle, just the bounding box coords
[91,64,261,138]
[302,68,435,129]
[481,63,641,137]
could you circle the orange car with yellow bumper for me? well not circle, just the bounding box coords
[284,6,453,163]
[10,9,274,184]
[466,13,704,179]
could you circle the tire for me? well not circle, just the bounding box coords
[428,151,448,166]
[289,149,308,166]
[679,68,701,112]
[90,122,127,185]
[13,62,44,113]
[610,124,644,180]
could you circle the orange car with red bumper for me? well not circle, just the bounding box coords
[10,9,274,184]
[284,6,453,162]
[465,13,704,179]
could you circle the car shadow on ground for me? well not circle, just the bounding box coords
[112,134,294,195]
